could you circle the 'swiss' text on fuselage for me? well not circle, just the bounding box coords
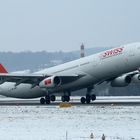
[100,47,124,59]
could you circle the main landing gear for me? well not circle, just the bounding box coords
[61,91,71,102]
[40,94,71,104]
[40,92,71,104]
[80,86,96,104]
[40,95,56,104]
[40,88,96,104]
[80,94,96,104]
[61,95,70,102]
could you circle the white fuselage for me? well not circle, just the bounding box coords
[0,43,140,98]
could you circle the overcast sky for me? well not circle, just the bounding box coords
[0,0,140,52]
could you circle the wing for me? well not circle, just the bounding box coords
[97,70,140,87]
[0,73,46,87]
[0,73,83,88]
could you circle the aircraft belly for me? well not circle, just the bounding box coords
[0,82,45,99]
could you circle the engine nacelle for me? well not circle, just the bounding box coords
[111,75,131,87]
[39,76,61,88]
[132,74,140,83]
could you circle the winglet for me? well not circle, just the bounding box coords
[0,64,8,73]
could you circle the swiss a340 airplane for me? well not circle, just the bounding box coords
[0,43,140,104]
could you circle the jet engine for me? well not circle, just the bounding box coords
[39,76,61,88]
[132,74,140,83]
[111,75,131,87]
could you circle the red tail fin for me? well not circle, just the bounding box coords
[0,64,8,73]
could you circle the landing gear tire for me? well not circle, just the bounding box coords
[65,95,70,102]
[91,94,96,101]
[61,95,70,102]
[50,95,56,102]
[81,97,86,104]
[46,99,50,104]
[45,95,50,104]
[61,96,65,102]
[86,94,91,104]
[40,98,45,104]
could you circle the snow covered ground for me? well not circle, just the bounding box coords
[0,105,139,140]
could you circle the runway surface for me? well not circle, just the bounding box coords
[0,96,140,106]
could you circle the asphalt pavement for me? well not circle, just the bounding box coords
[0,96,140,106]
